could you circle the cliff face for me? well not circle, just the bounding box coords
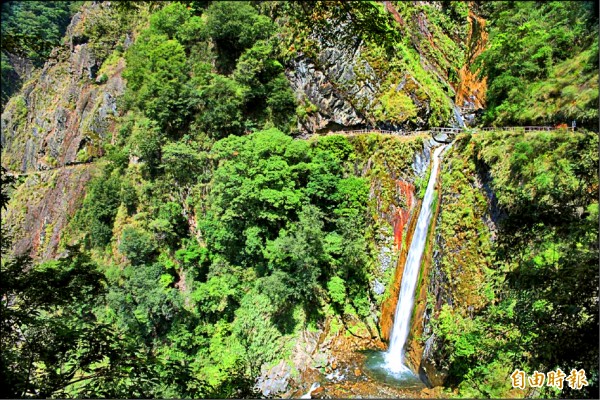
[415,139,497,387]
[1,3,125,173]
[284,16,383,133]
[356,136,436,343]
[1,2,129,259]
[286,47,375,133]
[283,1,477,134]
[3,165,97,260]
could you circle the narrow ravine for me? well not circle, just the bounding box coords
[362,144,446,390]
[384,145,446,373]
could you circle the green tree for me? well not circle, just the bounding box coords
[265,204,327,303]
[232,292,283,377]
[107,261,182,340]
[0,246,109,398]
[119,226,157,265]
[129,116,163,176]
[75,170,122,248]
[327,276,346,306]
[201,129,308,268]
[266,74,297,132]
[192,269,241,323]
[195,75,245,139]
[123,32,191,134]
[149,201,188,248]
[204,1,275,73]
[1,1,81,104]
[161,141,206,185]
[0,1,77,63]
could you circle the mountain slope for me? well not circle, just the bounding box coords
[1,1,598,398]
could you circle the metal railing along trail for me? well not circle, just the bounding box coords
[295,125,576,139]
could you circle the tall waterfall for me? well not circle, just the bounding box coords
[384,145,446,373]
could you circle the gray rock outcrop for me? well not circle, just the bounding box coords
[284,6,460,135]
[1,2,129,260]
[1,2,125,173]
[285,20,381,134]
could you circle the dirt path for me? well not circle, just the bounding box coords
[3,159,97,178]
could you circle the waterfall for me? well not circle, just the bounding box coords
[453,105,466,128]
[384,145,446,374]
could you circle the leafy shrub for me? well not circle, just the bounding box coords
[119,226,157,265]
[123,33,191,133]
[96,73,108,84]
[327,276,346,305]
[204,1,275,73]
[76,171,122,248]
[149,202,188,248]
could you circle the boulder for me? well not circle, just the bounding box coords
[255,360,292,397]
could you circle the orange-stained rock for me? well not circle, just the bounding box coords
[393,180,416,250]
[312,386,324,396]
[455,10,488,111]
[380,196,420,342]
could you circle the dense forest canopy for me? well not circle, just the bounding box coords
[1,1,598,399]
[477,1,598,127]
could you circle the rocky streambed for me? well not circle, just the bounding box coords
[282,327,441,399]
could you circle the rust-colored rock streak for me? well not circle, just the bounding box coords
[383,1,406,28]
[455,6,488,109]
[380,179,419,342]
[5,164,96,260]
[393,180,415,250]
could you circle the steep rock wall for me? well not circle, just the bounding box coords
[366,138,435,342]
[283,1,474,134]
[1,3,126,172]
[286,54,371,133]
[4,165,97,260]
[455,8,488,127]
[416,140,496,386]
[1,2,131,260]
[285,21,379,134]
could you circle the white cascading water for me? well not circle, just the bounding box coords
[453,105,466,128]
[384,145,446,374]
